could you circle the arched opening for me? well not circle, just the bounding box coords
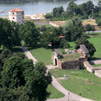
[55,58,57,66]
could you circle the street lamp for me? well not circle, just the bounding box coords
[68,92,70,101]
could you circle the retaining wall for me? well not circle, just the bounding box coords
[84,61,101,78]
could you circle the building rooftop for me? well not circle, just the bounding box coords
[80,44,89,54]
[54,49,62,56]
[9,8,24,12]
[59,35,65,38]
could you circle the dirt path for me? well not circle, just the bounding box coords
[21,46,93,101]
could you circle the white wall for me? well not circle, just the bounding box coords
[9,11,24,24]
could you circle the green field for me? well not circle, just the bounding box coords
[47,84,64,99]
[28,47,53,65]
[49,68,101,101]
[36,24,52,28]
[92,64,101,67]
[69,42,76,50]
[88,37,101,59]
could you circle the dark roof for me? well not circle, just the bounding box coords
[54,49,62,56]
[80,44,89,54]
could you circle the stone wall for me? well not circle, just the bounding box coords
[58,60,80,70]
[84,61,101,78]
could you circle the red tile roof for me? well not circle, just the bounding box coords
[9,8,24,12]
[59,35,65,38]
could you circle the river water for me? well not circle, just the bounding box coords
[0,0,98,17]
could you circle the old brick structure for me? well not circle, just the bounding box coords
[52,49,86,70]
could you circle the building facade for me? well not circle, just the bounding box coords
[9,8,24,24]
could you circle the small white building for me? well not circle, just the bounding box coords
[9,8,24,24]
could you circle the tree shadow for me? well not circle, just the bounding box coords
[12,47,24,53]
[88,57,101,65]
[27,44,52,51]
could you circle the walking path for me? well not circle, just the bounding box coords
[86,31,101,33]
[21,46,93,101]
[21,46,37,64]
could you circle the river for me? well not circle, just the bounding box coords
[0,0,98,17]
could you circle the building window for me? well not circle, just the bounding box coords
[12,13,14,14]
[13,17,14,19]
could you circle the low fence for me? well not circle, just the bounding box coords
[84,61,101,78]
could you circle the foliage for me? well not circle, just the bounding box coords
[53,6,64,17]
[0,18,21,49]
[39,26,67,48]
[45,1,100,20]
[45,13,53,19]
[63,17,84,41]
[0,55,52,101]
[0,49,13,74]
[96,18,101,26]
[60,39,69,48]
[85,24,95,32]
[67,0,78,15]
[40,31,51,48]
[0,87,30,101]
[1,56,26,88]
[20,21,39,47]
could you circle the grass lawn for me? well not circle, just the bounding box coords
[68,42,76,50]
[88,37,101,59]
[49,68,101,101]
[92,64,101,67]
[47,84,64,99]
[85,33,101,38]
[28,47,53,65]
[36,24,52,28]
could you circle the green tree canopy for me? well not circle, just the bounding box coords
[20,21,39,47]
[0,19,21,49]
[67,0,78,15]
[63,17,84,41]
[0,55,52,101]
[85,24,96,32]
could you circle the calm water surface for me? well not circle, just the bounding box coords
[0,0,98,17]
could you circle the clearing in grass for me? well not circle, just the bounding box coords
[28,47,53,65]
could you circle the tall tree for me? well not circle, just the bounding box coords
[63,17,84,41]
[67,1,78,15]
[0,19,21,49]
[20,21,39,47]
[0,55,52,101]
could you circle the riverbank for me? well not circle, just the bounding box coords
[0,0,98,17]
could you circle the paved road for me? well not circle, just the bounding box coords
[21,46,93,101]
[21,46,37,64]
[86,31,101,33]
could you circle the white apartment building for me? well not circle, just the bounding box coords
[9,8,24,24]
